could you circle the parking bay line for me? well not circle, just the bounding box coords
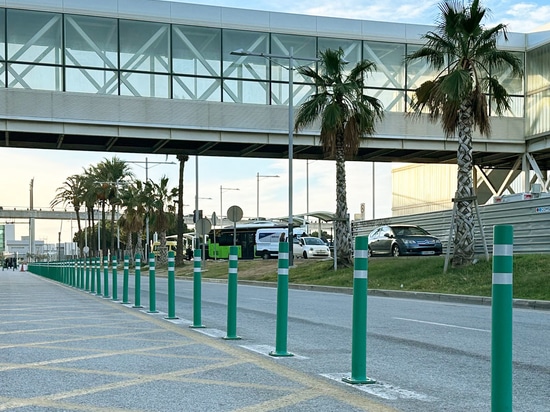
[394,317,489,332]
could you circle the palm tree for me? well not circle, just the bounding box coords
[96,157,134,259]
[50,174,86,256]
[406,0,523,267]
[294,48,384,268]
[148,176,175,265]
[119,179,148,261]
[176,154,189,266]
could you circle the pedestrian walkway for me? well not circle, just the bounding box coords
[0,271,395,412]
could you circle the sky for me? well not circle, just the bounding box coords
[2,0,548,244]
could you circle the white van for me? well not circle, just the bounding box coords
[255,227,307,259]
[255,228,288,259]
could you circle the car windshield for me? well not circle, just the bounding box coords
[302,237,325,245]
[392,226,429,236]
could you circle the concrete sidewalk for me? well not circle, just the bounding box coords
[0,271,395,412]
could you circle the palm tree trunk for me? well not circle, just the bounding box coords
[110,205,116,260]
[101,201,107,258]
[335,138,352,268]
[452,99,476,267]
[75,207,83,257]
[176,155,188,266]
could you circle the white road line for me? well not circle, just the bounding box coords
[394,317,490,332]
[321,373,434,401]
[240,344,309,359]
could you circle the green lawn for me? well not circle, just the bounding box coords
[173,254,550,301]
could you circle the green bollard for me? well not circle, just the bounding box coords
[122,256,130,304]
[190,249,205,328]
[270,241,293,357]
[343,235,375,384]
[224,245,241,340]
[133,254,143,308]
[103,255,110,298]
[492,225,513,412]
[79,259,84,289]
[165,251,178,319]
[90,257,96,293]
[112,256,118,301]
[148,253,158,313]
[85,257,90,291]
[96,257,102,296]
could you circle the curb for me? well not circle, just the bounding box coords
[231,279,550,311]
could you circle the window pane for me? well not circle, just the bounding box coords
[271,81,315,106]
[120,72,169,97]
[491,96,524,118]
[271,33,316,83]
[173,25,221,76]
[8,63,62,90]
[65,15,118,69]
[66,67,118,94]
[366,88,404,112]
[223,29,269,80]
[492,51,524,95]
[319,37,362,71]
[0,9,4,60]
[406,44,443,89]
[0,64,4,87]
[173,76,221,101]
[364,41,405,89]
[223,80,268,104]
[7,10,62,65]
[120,20,170,73]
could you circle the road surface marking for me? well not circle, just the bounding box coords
[394,317,489,332]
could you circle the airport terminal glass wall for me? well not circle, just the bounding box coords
[0,7,524,117]
[526,43,550,136]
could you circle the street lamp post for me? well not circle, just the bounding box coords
[256,172,279,220]
[220,186,240,226]
[231,47,318,266]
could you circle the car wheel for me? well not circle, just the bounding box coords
[367,247,372,258]
[303,251,308,259]
[391,244,400,257]
[262,251,270,260]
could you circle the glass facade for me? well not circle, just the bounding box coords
[0,7,525,116]
[527,44,550,136]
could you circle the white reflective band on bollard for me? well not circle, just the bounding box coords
[355,250,369,259]
[492,272,513,285]
[354,270,368,279]
[493,244,513,256]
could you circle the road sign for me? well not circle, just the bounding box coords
[211,212,218,226]
[195,218,212,236]
[227,205,243,222]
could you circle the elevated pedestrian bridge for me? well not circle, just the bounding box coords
[0,0,549,192]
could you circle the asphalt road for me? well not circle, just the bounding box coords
[126,274,550,412]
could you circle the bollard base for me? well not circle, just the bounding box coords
[189,324,205,329]
[269,351,294,357]
[132,305,144,308]
[147,310,159,313]
[164,316,179,320]
[223,335,241,340]
[342,376,376,385]
[121,301,130,305]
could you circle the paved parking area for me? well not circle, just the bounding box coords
[0,271,395,412]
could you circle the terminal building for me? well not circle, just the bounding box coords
[0,0,549,218]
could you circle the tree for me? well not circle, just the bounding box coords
[294,48,384,268]
[50,174,86,256]
[148,176,175,265]
[119,179,148,261]
[406,0,523,267]
[95,157,133,259]
[175,154,189,266]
